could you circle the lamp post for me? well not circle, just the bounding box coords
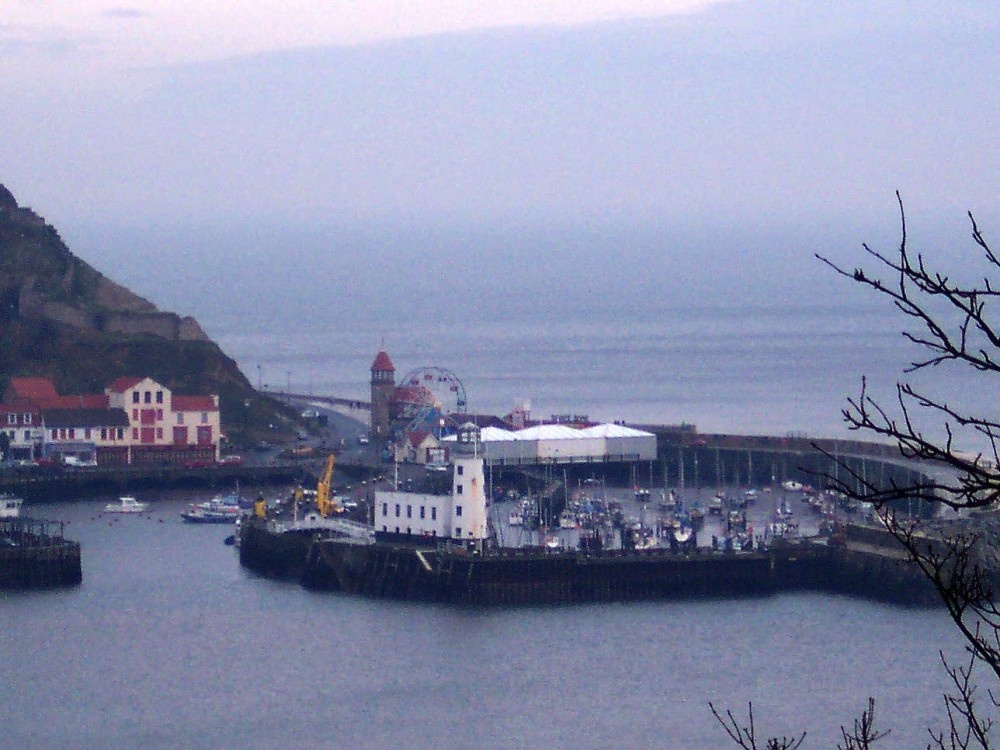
[243,399,252,440]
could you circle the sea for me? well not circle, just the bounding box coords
[5,220,995,747]
[1,495,967,749]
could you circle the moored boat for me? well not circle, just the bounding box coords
[181,496,241,523]
[105,496,148,513]
[0,493,23,518]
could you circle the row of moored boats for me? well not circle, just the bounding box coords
[101,494,242,523]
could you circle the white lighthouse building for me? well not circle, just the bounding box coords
[374,423,488,544]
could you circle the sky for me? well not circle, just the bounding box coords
[2,0,996,232]
[2,0,999,426]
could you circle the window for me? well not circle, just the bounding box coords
[455,527,462,537]
[156,409,163,421]
[457,465,464,475]
[60,429,67,439]
[156,391,163,404]
[144,391,151,404]
[406,527,411,535]
[419,506,425,519]
[132,409,138,421]
[382,525,387,532]
[395,527,399,534]
[382,502,388,517]
[132,391,139,404]
[406,505,412,518]
[6,414,14,425]
[431,507,437,521]
[101,429,107,440]
[23,430,30,441]
[132,428,138,440]
[456,505,463,517]
[117,428,124,440]
[156,428,163,439]
[456,485,463,495]
[67,428,74,440]
[201,412,208,423]
[84,428,91,440]
[50,429,57,440]
[22,413,31,424]
[395,504,400,518]
[177,413,184,425]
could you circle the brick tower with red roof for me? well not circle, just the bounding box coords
[370,350,396,440]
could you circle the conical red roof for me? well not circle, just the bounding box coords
[371,350,395,372]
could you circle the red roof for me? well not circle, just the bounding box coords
[4,377,58,404]
[106,376,143,393]
[371,350,395,372]
[391,384,436,406]
[407,430,430,447]
[50,394,109,409]
[171,395,218,412]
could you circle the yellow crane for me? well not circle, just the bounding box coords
[315,453,341,517]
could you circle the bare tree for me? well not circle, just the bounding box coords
[816,194,1000,747]
[716,196,1000,746]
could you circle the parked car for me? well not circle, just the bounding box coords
[219,455,243,466]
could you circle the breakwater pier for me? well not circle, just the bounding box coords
[0,516,82,589]
[240,518,938,606]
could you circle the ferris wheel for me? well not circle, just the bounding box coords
[398,366,468,414]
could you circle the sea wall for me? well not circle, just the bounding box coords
[0,518,82,589]
[239,520,941,607]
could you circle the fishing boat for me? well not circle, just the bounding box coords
[558,509,577,529]
[181,496,241,523]
[0,493,23,518]
[104,496,148,513]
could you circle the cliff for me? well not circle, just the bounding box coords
[0,183,296,444]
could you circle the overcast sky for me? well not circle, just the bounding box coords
[1,0,998,336]
[2,0,995,229]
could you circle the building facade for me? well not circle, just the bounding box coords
[1,376,220,466]
[374,424,488,544]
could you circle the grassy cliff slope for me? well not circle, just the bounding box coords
[0,183,297,446]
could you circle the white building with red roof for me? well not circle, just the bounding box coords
[0,375,220,465]
[105,377,220,464]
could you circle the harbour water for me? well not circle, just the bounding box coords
[2,289,989,747]
[1,494,967,748]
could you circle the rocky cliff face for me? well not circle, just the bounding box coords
[0,189,209,343]
[0,183,296,444]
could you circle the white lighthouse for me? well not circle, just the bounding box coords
[373,422,488,545]
[450,422,488,542]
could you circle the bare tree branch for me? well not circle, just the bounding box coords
[710,702,806,750]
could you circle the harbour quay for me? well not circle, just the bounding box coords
[0,517,82,590]
[240,519,938,607]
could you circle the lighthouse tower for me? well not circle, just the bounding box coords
[451,422,488,542]
[369,350,396,440]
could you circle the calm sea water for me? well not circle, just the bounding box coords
[4,259,993,746]
[0,495,969,749]
[220,300,989,450]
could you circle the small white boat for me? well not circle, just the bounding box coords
[105,496,148,513]
[0,493,23,518]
